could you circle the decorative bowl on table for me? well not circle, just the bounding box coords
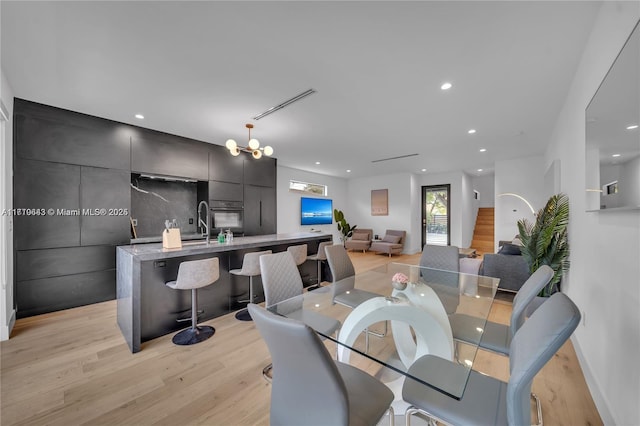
[391,272,409,290]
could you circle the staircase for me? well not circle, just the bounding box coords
[471,207,495,256]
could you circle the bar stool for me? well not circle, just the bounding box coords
[165,257,219,346]
[306,241,332,289]
[287,244,308,267]
[231,250,272,321]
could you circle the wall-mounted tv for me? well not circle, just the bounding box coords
[300,197,333,225]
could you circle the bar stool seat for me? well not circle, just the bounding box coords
[165,257,219,345]
[287,244,308,267]
[231,250,272,321]
[306,241,332,290]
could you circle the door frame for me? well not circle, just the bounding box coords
[421,184,451,248]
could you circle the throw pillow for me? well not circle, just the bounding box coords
[382,234,402,244]
[499,243,522,255]
[352,232,368,241]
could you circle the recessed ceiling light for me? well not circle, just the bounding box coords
[479,148,487,152]
[612,154,621,157]
[315,161,320,165]
[468,129,476,134]
[135,114,144,119]
[421,168,427,172]
[346,169,351,173]
[477,169,483,172]
[627,124,638,130]
[440,82,452,90]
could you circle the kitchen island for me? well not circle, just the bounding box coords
[117,232,332,352]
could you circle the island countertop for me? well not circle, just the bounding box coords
[118,232,333,262]
[117,232,333,352]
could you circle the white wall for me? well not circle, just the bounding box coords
[1,66,15,341]
[346,173,417,253]
[544,2,640,424]
[472,174,495,208]
[460,172,477,248]
[276,166,348,244]
[494,155,546,246]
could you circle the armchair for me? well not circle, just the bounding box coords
[344,228,372,252]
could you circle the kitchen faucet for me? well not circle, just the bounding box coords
[197,200,210,244]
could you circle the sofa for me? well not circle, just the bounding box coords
[480,241,531,292]
[344,228,373,252]
[370,230,406,257]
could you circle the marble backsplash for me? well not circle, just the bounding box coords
[130,177,199,238]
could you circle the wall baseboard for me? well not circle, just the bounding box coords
[1,308,15,341]
[571,335,614,425]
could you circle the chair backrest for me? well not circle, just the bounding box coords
[237,250,272,276]
[315,241,333,261]
[420,244,460,272]
[325,244,355,282]
[384,229,406,245]
[260,251,304,307]
[507,292,580,425]
[510,265,554,336]
[287,244,308,266]
[248,303,349,425]
[173,257,219,290]
[351,228,372,241]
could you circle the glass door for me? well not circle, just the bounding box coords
[422,185,450,247]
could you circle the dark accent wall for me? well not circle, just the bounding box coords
[130,177,198,237]
[13,98,277,318]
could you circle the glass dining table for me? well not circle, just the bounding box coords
[266,262,500,401]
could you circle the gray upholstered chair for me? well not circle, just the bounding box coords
[306,241,333,289]
[403,292,580,426]
[344,228,373,252]
[449,265,554,355]
[248,303,395,426]
[419,244,460,314]
[165,257,219,345]
[325,244,384,351]
[259,251,341,380]
[370,230,406,257]
[230,250,272,321]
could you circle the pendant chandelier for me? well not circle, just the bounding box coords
[225,123,273,159]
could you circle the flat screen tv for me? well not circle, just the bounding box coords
[300,197,333,225]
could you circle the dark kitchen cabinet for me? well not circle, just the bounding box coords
[16,269,116,318]
[14,99,132,170]
[16,246,116,282]
[209,144,245,183]
[244,185,276,235]
[209,180,243,202]
[80,167,131,246]
[243,157,276,187]
[131,130,209,180]
[14,159,81,250]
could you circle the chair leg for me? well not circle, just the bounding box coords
[387,405,395,426]
[262,363,273,383]
[405,406,445,426]
[172,289,215,345]
[236,276,255,321]
[532,392,543,426]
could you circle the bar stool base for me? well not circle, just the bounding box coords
[235,308,252,321]
[172,325,215,345]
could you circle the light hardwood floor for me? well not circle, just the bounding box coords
[1,252,601,425]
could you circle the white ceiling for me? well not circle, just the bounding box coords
[1,1,601,179]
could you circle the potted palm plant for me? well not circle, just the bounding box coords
[517,193,570,297]
[333,209,357,247]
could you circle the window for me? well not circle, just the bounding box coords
[604,181,618,195]
[289,180,327,196]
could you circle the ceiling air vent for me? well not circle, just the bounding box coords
[253,89,316,120]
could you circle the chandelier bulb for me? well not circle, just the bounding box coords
[230,147,241,156]
[252,149,263,159]
[225,139,237,150]
[248,138,260,150]
[263,146,273,156]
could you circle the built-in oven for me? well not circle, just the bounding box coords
[210,200,244,235]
